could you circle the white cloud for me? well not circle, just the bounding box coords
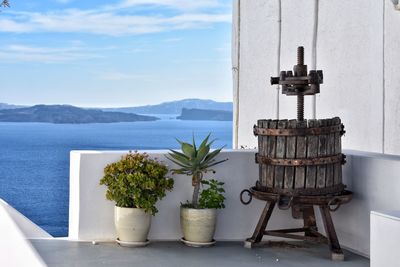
[117,0,226,11]
[98,71,147,81]
[129,48,152,53]
[0,0,231,36]
[163,37,183,43]
[0,44,100,63]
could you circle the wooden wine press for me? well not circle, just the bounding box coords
[240,47,352,261]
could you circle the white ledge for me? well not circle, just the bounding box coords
[0,199,48,267]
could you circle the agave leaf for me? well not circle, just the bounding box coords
[192,133,197,153]
[175,138,184,145]
[206,139,216,148]
[167,153,192,166]
[181,142,195,158]
[165,156,192,169]
[168,149,190,160]
[196,143,210,163]
[203,147,224,164]
[199,133,211,149]
[206,158,228,168]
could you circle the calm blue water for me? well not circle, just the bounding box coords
[0,117,232,237]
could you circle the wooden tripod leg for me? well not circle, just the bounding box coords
[244,201,275,248]
[302,205,317,237]
[319,205,344,261]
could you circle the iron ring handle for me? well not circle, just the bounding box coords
[278,195,294,210]
[328,197,341,212]
[240,189,253,205]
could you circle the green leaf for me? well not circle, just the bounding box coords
[168,149,189,160]
[196,143,210,163]
[165,156,192,169]
[206,158,229,168]
[202,148,223,164]
[199,133,211,149]
[175,138,183,145]
[192,133,197,152]
[181,142,195,158]
[100,151,174,215]
[167,152,192,166]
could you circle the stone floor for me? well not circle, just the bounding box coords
[31,240,369,267]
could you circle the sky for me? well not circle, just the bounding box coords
[0,0,232,107]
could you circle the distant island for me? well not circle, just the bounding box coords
[0,99,234,123]
[177,108,233,121]
[0,105,158,124]
[0,103,26,110]
[102,99,233,114]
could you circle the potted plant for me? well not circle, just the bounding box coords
[167,134,228,247]
[100,151,174,247]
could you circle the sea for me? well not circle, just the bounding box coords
[0,115,232,237]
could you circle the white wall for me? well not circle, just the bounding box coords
[0,199,47,267]
[371,211,400,267]
[69,150,301,241]
[384,2,400,154]
[0,200,52,239]
[70,149,400,257]
[233,0,400,155]
[334,151,400,256]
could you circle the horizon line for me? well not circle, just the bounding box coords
[1,97,234,109]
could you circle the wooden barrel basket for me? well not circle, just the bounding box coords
[254,117,346,196]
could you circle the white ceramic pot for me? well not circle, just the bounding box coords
[114,206,151,242]
[180,207,217,243]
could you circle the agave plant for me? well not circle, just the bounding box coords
[166,134,228,208]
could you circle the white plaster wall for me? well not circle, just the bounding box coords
[317,0,384,153]
[371,211,400,267]
[0,199,47,267]
[384,2,400,154]
[279,0,315,120]
[234,0,400,155]
[69,150,301,241]
[235,0,279,149]
[333,151,400,256]
[69,149,400,257]
[0,200,52,239]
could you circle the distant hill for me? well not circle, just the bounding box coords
[0,105,158,124]
[103,99,233,114]
[0,103,26,110]
[177,108,233,121]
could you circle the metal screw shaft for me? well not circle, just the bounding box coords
[297,46,304,65]
[297,46,305,121]
[297,94,304,121]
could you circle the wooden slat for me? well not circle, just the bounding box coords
[326,118,335,187]
[306,119,318,188]
[333,117,342,185]
[258,120,271,186]
[266,120,277,188]
[284,119,297,189]
[258,120,265,188]
[295,120,307,188]
[316,119,327,188]
[274,120,287,188]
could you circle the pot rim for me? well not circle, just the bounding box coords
[115,206,145,210]
[180,206,217,211]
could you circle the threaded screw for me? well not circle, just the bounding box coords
[297,94,304,121]
[297,46,305,121]
[297,46,304,65]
